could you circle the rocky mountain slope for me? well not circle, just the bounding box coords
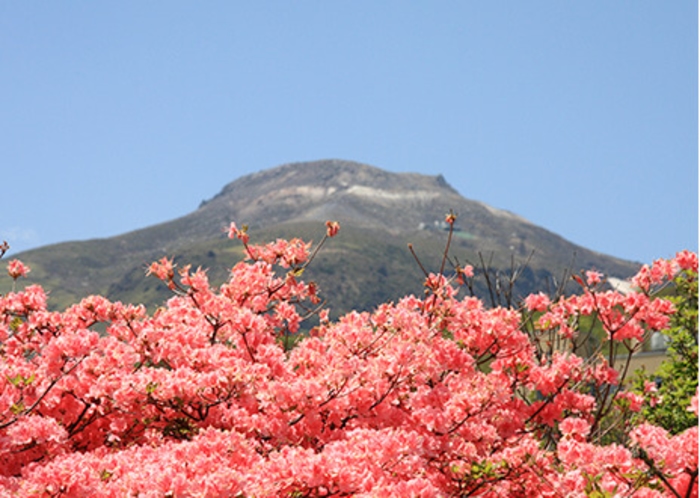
[2,160,640,316]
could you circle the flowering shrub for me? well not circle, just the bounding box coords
[0,222,696,497]
[633,253,698,436]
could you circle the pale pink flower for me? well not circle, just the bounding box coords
[689,389,699,416]
[585,270,603,286]
[461,264,474,278]
[227,221,250,244]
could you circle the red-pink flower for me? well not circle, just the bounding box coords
[559,417,591,441]
[524,292,550,312]
[615,391,644,412]
[0,237,695,497]
[146,257,174,281]
[325,220,340,238]
[591,361,619,387]
[146,257,176,289]
[676,249,698,272]
[7,259,30,279]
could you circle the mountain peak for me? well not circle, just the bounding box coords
[198,159,464,232]
[209,159,459,203]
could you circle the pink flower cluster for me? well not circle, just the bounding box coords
[632,249,698,292]
[6,260,29,280]
[0,233,696,496]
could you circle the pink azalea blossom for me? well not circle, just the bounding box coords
[524,292,550,312]
[675,249,698,272]
[585,270,603,286]
[325,220,340,238]
[6,259,30,279]
[0,235,695,497]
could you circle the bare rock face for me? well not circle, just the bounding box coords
[197,159,528,234]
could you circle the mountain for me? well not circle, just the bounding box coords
[1,160,640,316]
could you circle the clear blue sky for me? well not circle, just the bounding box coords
[1,2,697,264]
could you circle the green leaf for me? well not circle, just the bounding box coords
[10,401,24,415]
[9,317,22,332]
